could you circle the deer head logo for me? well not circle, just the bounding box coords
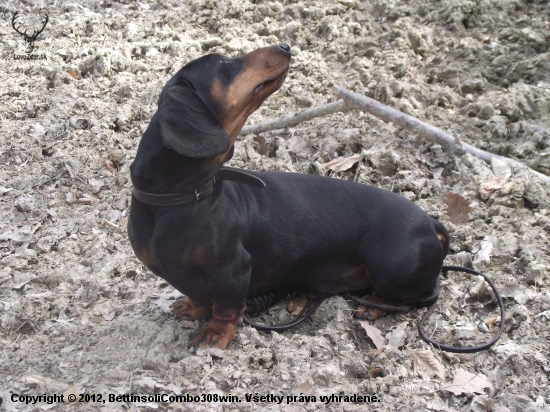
[11,12,49,54]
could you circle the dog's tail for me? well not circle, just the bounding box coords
[432,218,450,257]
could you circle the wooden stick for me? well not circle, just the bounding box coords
[240,99,349,135]
[335,86,550,184]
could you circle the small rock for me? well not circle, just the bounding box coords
[108,149,124,167]
[513,141,536,158]
[491,157,512,180]
[526,263,547,286]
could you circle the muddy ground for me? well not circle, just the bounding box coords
[1,0,549,410]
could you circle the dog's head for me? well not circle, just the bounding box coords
[158,44,291,159]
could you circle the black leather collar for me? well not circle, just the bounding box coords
[132,167,266,207]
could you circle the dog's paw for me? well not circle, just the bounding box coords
[189,318,237,351]
[171,296,210,321]
[355,305,388,320]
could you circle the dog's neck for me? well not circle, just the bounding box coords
[130,116,230,194]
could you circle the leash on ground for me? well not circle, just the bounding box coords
[243,265,505,354]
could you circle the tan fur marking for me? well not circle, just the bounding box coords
[185,244,204,266]
[191,305,245,349]
[136,248,154,270]
[437,233,447,250]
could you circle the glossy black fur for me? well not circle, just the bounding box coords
[128,45,449,341]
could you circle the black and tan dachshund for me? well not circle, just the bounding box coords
[128,44,449,350]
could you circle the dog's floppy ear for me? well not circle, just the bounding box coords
[158,79,230,158]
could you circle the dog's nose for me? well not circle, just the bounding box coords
[278,44,291,54]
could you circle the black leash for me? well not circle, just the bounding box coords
[242,291,324,331]
[243,265,505,353]
[418,265,505,353]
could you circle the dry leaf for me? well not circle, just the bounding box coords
[473,236,493,269]
[444,192,473,224]
[246,140,261,159]
[63,385,80,403]
[367,367,383,379]
[479,178,504,200]
[253,135,268,156]
[286,296,307,314]
[99,155,116,173]
[226,370,242,387]
[411,350,446,381]
[104,310,116,321]
[323,153,361,172]
[358,321,386,349]
[24,301,34,317]
[68,70,78,79]
[441,367,492,396]
[500,283,536,305]
[180,320,195,328]
[386,321,408,352]
[384,123,397,133]
[484,317,497,329]
[25,375,54,390]
[74,285,85,298]
[80,312,89,325]
[196,347,225,358]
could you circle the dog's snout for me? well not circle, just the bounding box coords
[277,44,291,55]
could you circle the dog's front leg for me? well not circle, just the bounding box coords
[190,252,251,351]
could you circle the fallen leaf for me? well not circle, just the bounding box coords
[444,192,473,224]
[180,320,195,328]
[479,178,504,200]
[154,289,184,314]
[358,321,386,349]
[226,370,242,387]
[484,317,497,329]
[441,367,492,396]
[24,301,34,316]
[386,321,408,352]
[74,286,85,298]
[137,377,158,392]
[25,375,55,390]
[246,140,261,159]
[500,284,536,305]
[68,70,78,79]
[411,349,446,381]
[384,123,396,133]
[473,236,493,269]
[286,296,307,314]
[323,153,361,172]
[196,347,225,358]
[12,279,32,291]
[99,155,116,173]
[491,157,511,180]
[253,135,268,156]
[80,312,89,325]
[104,310,116,321]
[367,367,383,379]
[63,385,80,403]
[287,135,307,153]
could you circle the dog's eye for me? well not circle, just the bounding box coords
[253,83,265,95]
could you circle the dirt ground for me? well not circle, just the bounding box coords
[1,0,549,410]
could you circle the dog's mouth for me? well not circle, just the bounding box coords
[253,68,289,95]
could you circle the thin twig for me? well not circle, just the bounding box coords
[240,99,350,136]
